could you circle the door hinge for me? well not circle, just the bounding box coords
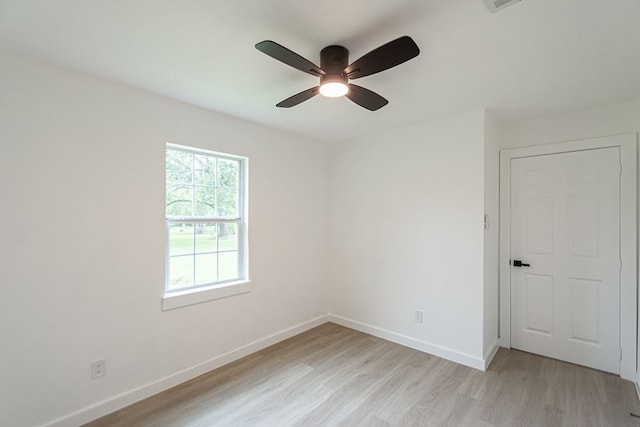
[619,259,623,272]
[620,348,623,361]
[619,163,623,176]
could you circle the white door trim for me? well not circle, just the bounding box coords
[499,134,637,380]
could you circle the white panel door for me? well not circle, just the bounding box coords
[510,147,620,373]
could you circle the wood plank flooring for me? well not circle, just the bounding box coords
[85,323,640,426]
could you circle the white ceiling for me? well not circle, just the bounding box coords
[1,0,639,143]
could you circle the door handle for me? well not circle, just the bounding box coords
[511,259,530,267]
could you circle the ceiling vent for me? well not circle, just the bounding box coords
[484,0,522,13]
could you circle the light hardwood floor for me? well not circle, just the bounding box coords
[86,323,640,426]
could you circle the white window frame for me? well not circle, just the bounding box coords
[162,143,250,311]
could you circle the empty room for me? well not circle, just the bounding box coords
[2,0,640,426]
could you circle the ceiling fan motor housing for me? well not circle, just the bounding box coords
[320,45,349,86]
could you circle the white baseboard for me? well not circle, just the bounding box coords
[43,315,329,427]
[483,342,500,370]
[328,314,486,371]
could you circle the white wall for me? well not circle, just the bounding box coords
[328,110,488,366]
[497,99,640,383]
[0,52,329,427]
[483,112,500,361]
[499,99,640,149]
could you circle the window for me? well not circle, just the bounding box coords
[165,144,248,301]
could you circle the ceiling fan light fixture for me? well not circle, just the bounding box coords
[320,81,348,97]
[255,36,420,109]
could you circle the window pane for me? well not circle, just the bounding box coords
[195,253,217,285]
[218,159,239,188]
[216,188,237,217]
[194,154,216,186]
[194,185,215,216]
[166,146,246,292]
[219,251,238,281]
[167,185,192,216]
[218,223,238,251]
[195,223,217,253]
[169,223,194,256]
[169,255,193,289]
[166,150,193,184]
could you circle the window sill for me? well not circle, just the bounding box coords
[161,280,252,311]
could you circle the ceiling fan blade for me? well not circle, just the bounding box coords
[276,87,320,108]
[345,84,388,111]
[344,36,420,80]
[255,40,325,77]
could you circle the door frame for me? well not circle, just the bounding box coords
[499,134,637,380]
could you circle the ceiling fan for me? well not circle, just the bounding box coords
[255,36,420,111]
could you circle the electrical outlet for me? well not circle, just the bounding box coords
[414,310,424,324]
[91,359,106,379]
